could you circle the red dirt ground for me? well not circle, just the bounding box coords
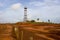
[0,22,60,40]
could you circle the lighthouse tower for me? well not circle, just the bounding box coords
[24,7,27,22]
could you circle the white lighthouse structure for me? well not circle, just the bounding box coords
[24,7,27,22]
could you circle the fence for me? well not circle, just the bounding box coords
[11,26,50,40]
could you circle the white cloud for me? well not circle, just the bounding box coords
[0,11,4,15]
[0,0,60,23]
[29,1,45,7]
[0,11,2,13]
[45,0,60,5]
[0,3,4,7]
[30,0,60,7]
[28,0,60,23]
[0,3,24,23]
[11,3,22,10]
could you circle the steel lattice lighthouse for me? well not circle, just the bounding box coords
[24,7,27,22]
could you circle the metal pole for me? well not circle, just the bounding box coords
[30,36,33,40]
[21,31,23,40]
[14,27,20,40]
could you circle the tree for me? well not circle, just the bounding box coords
[48,19,50,23]
[31,20,35,22]
[37,18,39,21]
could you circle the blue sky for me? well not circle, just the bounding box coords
[0,0,60,23]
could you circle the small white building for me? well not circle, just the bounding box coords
[35,20,43,22]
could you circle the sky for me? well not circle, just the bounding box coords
[0,0,60,23]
